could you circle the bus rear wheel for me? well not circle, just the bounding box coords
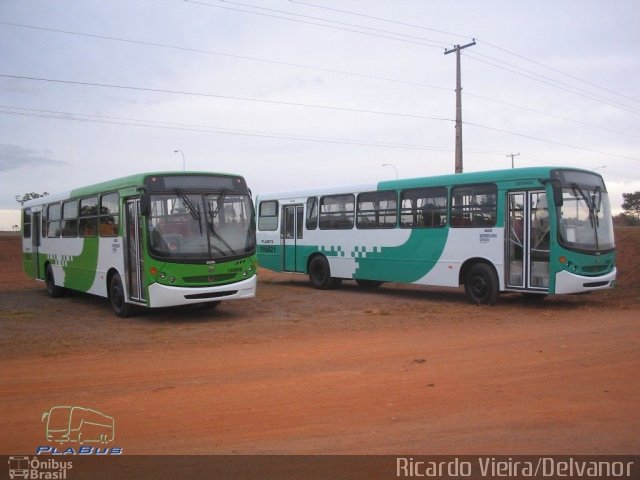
[308,256,340,290]
[45,265,65,298]
[109,273,134,317]
[464,263,499,305]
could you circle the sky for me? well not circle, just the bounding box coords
[1,0,639,229]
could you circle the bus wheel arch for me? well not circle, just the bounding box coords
[307,254,341,290]
[107,269,134,317]
[460,259,499,305]
[44,262,65,298]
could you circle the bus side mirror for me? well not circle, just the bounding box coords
[140,193,151,216]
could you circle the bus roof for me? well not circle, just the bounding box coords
[22,171,241,208]
[256,166,600,201]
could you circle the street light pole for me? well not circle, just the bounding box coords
[173,150,185,171]
[382,163,398,180]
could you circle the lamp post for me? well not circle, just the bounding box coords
[173,150,185,171]
[382,163,398,180]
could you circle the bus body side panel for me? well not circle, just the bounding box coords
[299,228,406,280]
[349,227,448,283]
[415,227,505,288]
[37,236,125,298]
[22,235,36,280]
[256,229,283,272]
[89,237,126,298]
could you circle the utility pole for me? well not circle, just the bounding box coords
[507,152,520,169]
[444,40,476,174]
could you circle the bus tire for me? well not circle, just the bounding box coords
[109,273,134,318]
[355,279,384,289]
[308,256,339,290]
[464,263,499,305]
[45,265,65,298]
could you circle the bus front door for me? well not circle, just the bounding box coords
[506,191,550,292]
[125,199,146,303]
[282,204,304,272]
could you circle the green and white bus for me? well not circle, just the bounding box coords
[22,172,257,316]
[256,167,616,304]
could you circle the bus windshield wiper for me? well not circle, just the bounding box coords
[175,189,200,222]
[571,183,599,248]
[206,190,237,255]
[175,188,202,234]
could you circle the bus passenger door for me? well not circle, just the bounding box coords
[125,199,146,302]
[506,191,550,291]
[282,204,303,272]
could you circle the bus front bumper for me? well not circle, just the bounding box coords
[554,267,617,295]
[147,275,257,308]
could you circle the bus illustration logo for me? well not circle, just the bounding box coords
[7,456,29,479]
[42,406,115,444]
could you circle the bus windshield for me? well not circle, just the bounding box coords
[147,191,255,260]
[553,170,615,252]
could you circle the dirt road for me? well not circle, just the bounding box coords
[1,231,639,455]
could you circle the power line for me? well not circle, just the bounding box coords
[0,104,466,152]
[464,121,640,163]
[185,1,640,116]
[1,73,635,162]
[478,39,640,106]
[464,50,640,116]
[220,0,453,46]
[464,91,640,140]
[0,21,450,93]
[277,2,640,107]
[4,21,637,141]
[287,0,474,41]
[0,73,454,122]
[184,0,444,49]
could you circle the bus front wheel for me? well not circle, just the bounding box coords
[45,265,65,298]
[308,256,340,290]
[109,273,134,317]
[464,263,499,305]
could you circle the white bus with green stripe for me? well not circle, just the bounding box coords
[22,172,257,316]
[256,167,616,304]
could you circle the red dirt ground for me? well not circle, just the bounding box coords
[0,229,638,455]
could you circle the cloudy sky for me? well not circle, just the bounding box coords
[1,0,639,229]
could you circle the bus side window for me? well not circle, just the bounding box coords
[62,200,78,237]
[306,197,318,230]
[450,184,497,228]
[400,187,447,228]
[319,194,354,230]
[23,209,32,238]
[79,196,99,237]
[356,191,397,229]
[258,200,278,231]
[47,203,62,238]
[100,192,120,236]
